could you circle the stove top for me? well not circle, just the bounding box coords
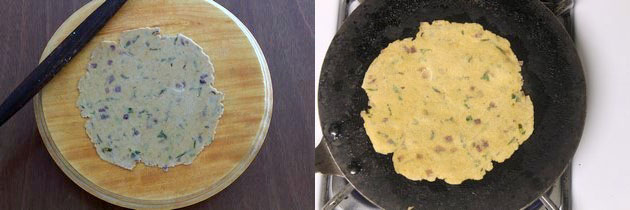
[317,0,576,209]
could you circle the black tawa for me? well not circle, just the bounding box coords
[318,0,586,209]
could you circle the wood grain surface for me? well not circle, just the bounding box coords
[36,0,272,208]
[0,0,313,209]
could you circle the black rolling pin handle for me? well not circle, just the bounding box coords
[0,0,127,127]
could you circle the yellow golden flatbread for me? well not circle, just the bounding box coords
[361,20,534,184]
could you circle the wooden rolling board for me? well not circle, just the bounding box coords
[33,0,272,209]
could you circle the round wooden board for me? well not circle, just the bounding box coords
[33,0,272,209]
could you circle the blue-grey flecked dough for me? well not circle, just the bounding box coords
[77,28,224,170]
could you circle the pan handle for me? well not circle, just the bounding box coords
[540,194,559,210]
[322,183,355,210]
[315,138,344,176]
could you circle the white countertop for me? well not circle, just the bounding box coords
[573,0,630,209]
[315,0,630,209]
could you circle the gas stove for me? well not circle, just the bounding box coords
[316,0,576,209]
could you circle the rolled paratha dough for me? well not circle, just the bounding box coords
[77,28,224,170]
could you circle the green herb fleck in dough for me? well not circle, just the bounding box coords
[157,130,168,139]
[392,85,401,93]
[508,137,517,145]
[481,71,490,81]
[512,93,521,102]
[495,45,507,55]
[518,123,526,135]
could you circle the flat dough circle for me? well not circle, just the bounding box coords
[77,28,224,170]
[361,20,534,184]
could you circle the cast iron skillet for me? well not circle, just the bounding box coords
[318,0,586,209]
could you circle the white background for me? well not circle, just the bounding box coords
[315,0,630,209]
[573,0,630,209]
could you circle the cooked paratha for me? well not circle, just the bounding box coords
[361,20,534,184]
